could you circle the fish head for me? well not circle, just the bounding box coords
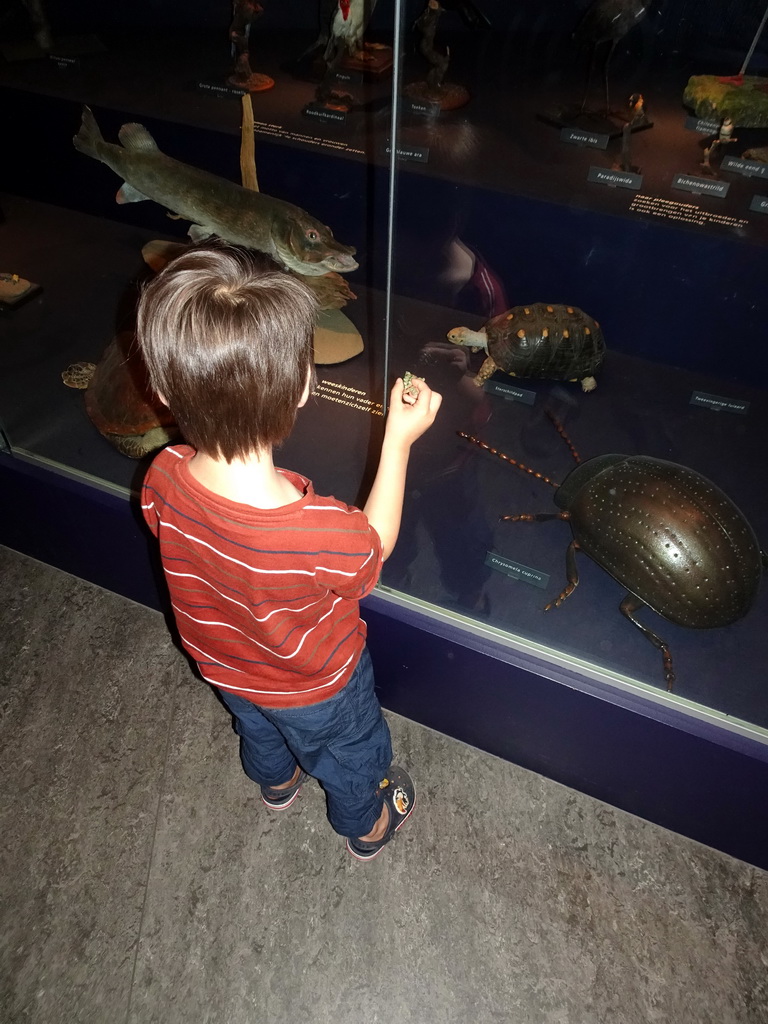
[274,213,358,277]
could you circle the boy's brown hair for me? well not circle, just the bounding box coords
[137,243,318,462]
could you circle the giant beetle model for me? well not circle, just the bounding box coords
[460,413,767,690]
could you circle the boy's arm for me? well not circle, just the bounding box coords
[363,377,442,561]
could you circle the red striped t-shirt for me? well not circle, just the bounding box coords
[141,445,383,708]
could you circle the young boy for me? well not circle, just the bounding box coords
[137,243,441,860]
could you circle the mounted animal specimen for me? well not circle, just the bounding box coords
[448,304,605,391]
[72,107,358,298]
[308,0,381,104]
[460,412,766,690]
[575,0,649,115]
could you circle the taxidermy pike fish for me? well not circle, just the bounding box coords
[72,106,358,278]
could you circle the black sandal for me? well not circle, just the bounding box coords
[261,769,309,810]
[346,766,416,861]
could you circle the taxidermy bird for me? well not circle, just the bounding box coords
[302,0,379,64]
[310,0,380,103]
[575,0,649,114]
[325,0,380,62]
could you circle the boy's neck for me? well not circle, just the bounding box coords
[188,447,304,509]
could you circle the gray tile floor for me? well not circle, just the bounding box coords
[1,544,767,1024]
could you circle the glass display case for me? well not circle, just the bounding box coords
[382,0,768,734]
[1,0,767,745]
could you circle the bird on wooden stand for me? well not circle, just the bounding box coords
[575,0,649,115]
[308,0,380,104]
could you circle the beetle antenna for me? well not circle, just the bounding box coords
[545,410,582,465]
[457,432,560,489]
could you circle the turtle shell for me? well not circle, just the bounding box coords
[84,331,175,437]
[485,303,605,381]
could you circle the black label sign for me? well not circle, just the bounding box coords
[197,80,247,98]
[690,391,750,414]
[721,156,768,179]
[484,379,536,405]
[50,54,80,68]
[302,104,348,125]
[333,70,363,86]
[588,166,643,190]
[672,174,729,198]
[403,98,441,118]
[749,194,768,214]
[684,116,721,135]
[383,144,429,163]
[561,127,610,150]
[485,552,550,589]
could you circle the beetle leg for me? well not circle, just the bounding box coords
[500,512,570,523]
[619,594,676,692]
[545,539,581,610]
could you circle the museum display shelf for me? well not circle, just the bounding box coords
[3,3,768,244]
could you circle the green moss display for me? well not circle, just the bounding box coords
[683,75,768,127]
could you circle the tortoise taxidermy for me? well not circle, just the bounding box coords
[448,303,606,391]
[62,331,179,458]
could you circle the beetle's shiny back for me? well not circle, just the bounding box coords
[564,456,762,628]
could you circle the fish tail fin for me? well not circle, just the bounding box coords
[73,105,103,159]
